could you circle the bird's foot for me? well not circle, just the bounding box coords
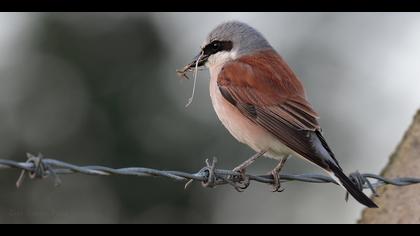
[270,169,285,192]
[268,156,290,192]
[230,166,250,192]
[227,151,266,192]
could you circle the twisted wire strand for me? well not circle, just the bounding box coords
[1,153,419,194]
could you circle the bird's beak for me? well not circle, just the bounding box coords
[176,51,209,79]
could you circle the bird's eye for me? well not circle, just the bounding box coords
[211,42,220,49]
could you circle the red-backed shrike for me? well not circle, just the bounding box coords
[178,21,377,208]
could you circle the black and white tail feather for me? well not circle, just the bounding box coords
[313,133,378,208]
[327,161,378,208]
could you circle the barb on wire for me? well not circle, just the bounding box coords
[1,153,420,197]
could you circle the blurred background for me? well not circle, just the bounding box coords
[0,12,419,224]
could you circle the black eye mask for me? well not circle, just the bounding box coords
[203,40,233,56]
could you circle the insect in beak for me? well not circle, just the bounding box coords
[176,50,210,108]
[176,51,209,80]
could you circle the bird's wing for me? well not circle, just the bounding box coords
[217,50,340,170]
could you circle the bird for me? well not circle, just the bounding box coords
[177,20,378,208]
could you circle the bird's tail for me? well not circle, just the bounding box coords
[327,161,378,208]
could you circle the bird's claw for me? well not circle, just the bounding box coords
[230,168,251,192]
[271,170,285,192]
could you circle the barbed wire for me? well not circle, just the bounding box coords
[1,153,420,197]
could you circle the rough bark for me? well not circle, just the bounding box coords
[359,109,420,224]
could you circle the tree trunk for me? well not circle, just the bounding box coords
[359,109,420,224]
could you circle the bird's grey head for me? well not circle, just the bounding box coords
[180,21,272,72]
[204,21,271,56]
